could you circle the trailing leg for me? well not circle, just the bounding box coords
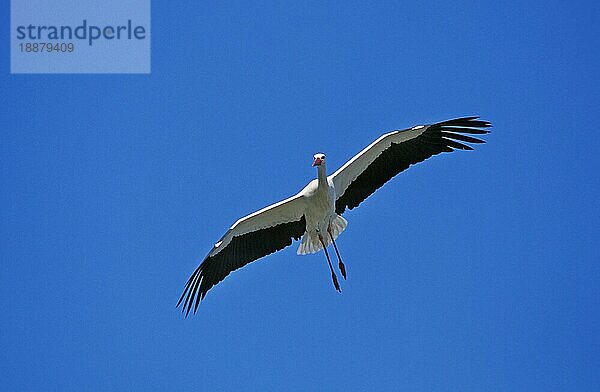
[318,234,341,292]
[328,226,347,280]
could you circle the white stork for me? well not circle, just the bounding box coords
[178,116,491,314]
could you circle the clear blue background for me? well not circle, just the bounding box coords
[2,1,599,390]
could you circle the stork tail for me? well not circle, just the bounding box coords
[297,215,347,255]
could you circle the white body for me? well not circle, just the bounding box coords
[297,167,348,255]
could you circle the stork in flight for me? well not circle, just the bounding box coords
[178,116,491,314]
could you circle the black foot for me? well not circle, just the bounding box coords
[339,262,347,280]
[332,273,341,292]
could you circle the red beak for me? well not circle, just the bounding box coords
[312,157,322,166]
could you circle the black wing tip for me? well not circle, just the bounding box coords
[416,116,492,153]
[436,116,492,130]
[434,116,492,149]
[176,262,208,317]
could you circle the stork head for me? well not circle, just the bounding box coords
[312,153,326,167]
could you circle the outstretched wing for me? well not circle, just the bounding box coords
[178,194,306,315]
[332,117,491,214]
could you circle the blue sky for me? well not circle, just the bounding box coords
[2,1,599,390]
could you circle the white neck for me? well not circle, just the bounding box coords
[317,164,327,187]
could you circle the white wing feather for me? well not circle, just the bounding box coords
[330,125,428,200]
[209,193,306,257]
